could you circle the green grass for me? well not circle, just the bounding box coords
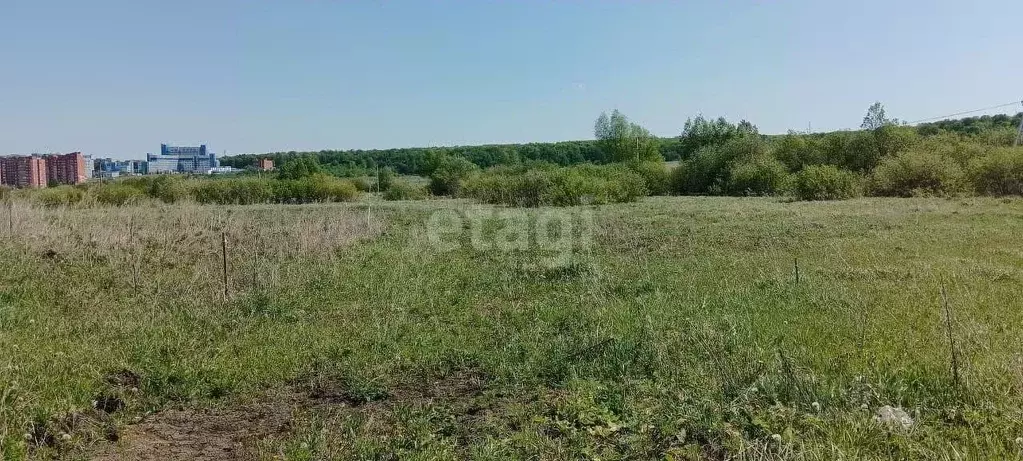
[1,197,1022,459]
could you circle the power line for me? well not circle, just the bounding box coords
[905,100,1023,125]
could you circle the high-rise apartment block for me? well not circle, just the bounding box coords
[0,156,48,188]
[45,152,88,185]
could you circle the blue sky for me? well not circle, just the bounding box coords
[1,1,1021,159]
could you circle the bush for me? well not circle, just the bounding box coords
[122,175,191,203]
[627,161,670,195]
[773,133,824,172]
[35,186,86,208]
[870,149,966,197]
[726,156,790,196]
[819,130,880,172]
[671,136,769,195]
[382,181,428,201]
[967,148,1023,196]
[272,175,359,204]
[428,156,478,196]
[277,156,323,180]
[792,165,862,201]
[305,175,360,202]
[351,177,374,192]
[93,183,146,206]
[377,167,395,191]
[192,175,359,205]
[460,164,646,207]
[193,178,274,205]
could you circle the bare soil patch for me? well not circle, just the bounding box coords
[86,369,492,461]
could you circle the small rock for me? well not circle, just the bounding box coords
[770,433,782,443]
[811,401,821,412]
[60,433,71,441]
[874,405,914,430]
[1015,436,1023,445]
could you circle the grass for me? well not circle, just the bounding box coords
[1,196,1022,459]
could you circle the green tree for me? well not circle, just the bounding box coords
[277,156,322,180]
[594,110,662,163]
[428,155,478,196]
[376,166,395,191]
[861,102,898,130]
[678,116,758,159]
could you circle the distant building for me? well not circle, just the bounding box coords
[256,158,274,171]
[0,156,47,188]
[45,152,88,185]
[132,160,149,175]
[83,155,94,179]
[94,157,149,177]
[207,166,240,175]
[147,144,217,174]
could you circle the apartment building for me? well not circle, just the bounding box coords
[0,156,47,188]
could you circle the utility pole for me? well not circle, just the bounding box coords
[1015,100,1023,147]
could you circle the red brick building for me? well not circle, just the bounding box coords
[45,152,87,185]
[256,158,274,171]
[0,156,48,188]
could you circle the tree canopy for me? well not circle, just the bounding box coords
[594,110,662,163]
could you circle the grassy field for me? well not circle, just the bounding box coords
[1,196,1022,459]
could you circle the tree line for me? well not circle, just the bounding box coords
[217,105,1023,202]
[221,109,1020,176]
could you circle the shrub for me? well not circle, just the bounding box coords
[305,175,359,202]
[277,156,323,180]
[627,161,670,195]
[377,167,395,191]
[35,186,86,208]
[428,155,478,196]
[911,132,986,166]
[460,164,646,207]
[351,177,374,192]
[272,175,359,204]
[792,165,862,201]
[726,156,790,196]
[870,149,966,197]
[873,125,919,159]
[192,175,359,205]
[671,136,769,195]
[122,175,190,203]
[193,178,274,205]
[818,130,880,172]
[382,181,428,201]
[773,133,824,172]
[93,183,146,206]
[967,148,1023,196]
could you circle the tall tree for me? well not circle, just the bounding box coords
[594,110,661,163]
[678,116,758,159]
[861,102,897,130]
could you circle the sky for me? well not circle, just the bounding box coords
[1,1,1021,159]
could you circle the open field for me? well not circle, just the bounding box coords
[1,196,1022,459]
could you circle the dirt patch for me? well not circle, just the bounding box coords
[90,401,295,461]
[87,369,490,461]
[104,369,142,389]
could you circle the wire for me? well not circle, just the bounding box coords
[905,101,1023,125]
